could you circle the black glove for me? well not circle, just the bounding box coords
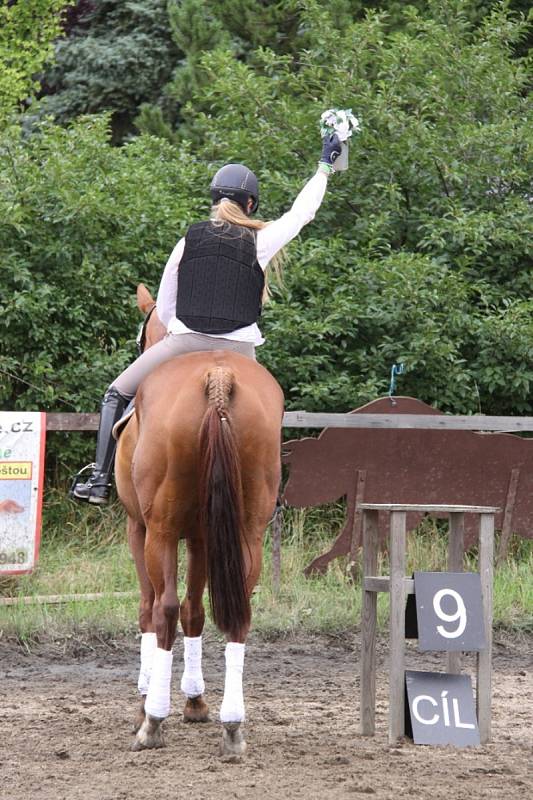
[320,133,342,166]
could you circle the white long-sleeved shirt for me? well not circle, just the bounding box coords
[156,169,328,346]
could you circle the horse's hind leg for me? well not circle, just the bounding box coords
[132,525,179,751]
[220,533,264,757]
[180,535,209,723]
[127,516,155,734]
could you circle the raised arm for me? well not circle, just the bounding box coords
[256,134,342,268]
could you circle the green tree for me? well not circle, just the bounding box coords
[40,0,180,142]
[0,0,71,126]
[40,1,531,141]
[139,0,532,139]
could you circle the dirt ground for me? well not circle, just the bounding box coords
[0,631,531,800]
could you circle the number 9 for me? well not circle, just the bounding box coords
[433,588,467,638]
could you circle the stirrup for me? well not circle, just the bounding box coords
[69,463,113,504]
[69,463,97,498]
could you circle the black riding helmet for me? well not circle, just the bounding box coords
[210,163,259,214]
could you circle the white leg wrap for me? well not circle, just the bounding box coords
[144,648,173,719]
[220,642,245,723]
[137,632,157,696]
[180,635,205,698]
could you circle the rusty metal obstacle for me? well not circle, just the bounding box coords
[281,397,533,578]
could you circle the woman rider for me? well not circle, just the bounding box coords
[71,133,343,504]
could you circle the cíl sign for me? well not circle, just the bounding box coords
[0,412,46,574]
[405,671,480,747]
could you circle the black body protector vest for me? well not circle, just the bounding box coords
[175,220,265,335]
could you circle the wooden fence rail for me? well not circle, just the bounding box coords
[46,412,533,432]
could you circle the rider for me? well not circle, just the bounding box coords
[71,134,343,504]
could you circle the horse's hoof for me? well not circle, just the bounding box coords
[220,722,247,756]
[183,695,210,723]
[131,732,165,751]
[131,713,165,750]
[130,737,165,751]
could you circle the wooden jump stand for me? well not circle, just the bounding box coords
[359,503,497,745]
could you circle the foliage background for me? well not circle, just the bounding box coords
[0,0,532,477]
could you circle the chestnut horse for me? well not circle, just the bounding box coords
[115,285,283,755]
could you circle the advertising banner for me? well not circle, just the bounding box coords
[0,412,46,574]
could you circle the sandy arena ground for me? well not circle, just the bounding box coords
[0,631,531,800]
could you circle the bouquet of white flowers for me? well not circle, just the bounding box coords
[320,108,361,171]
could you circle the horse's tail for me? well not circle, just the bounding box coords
[199,366,249,640]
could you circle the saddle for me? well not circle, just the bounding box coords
[112,400,136,440]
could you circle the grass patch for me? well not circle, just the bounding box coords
[0,494,531,645]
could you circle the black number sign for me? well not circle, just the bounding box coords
[414,571,486,652]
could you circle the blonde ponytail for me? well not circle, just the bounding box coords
[210,199,285,302]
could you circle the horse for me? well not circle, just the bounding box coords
[115,284,284,755]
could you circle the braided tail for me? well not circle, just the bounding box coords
[198,366,249,640]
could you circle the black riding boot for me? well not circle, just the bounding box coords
[70,386,130,505]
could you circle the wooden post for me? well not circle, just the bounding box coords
[477,512,494,743]
[348,470,366,581]
[389,510,407,743]
[496,467,520,566]
[360,509,379,735]
[447,512,464,674]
